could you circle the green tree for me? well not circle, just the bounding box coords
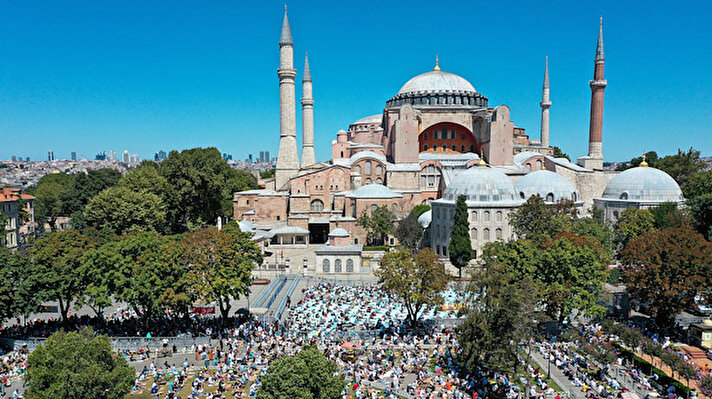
[60,168,122,216]
[620,228,712,329]
[159,148,258,225]
[648,202,690,230]
[260,168,275,179]
[395,212,424,253]
[616,151,659,171]
[688,193,712,240]
[181,227,261,321]
[31,231,95,322]
[448,195,474,278]
[457,262,538,374]
[508,195,577,243]
[571,208,615,258]
[29,173,73,231]
[655,147,706,187]
[682,170,712,199]
[552,146,570,161]
[84,186,166,235]
[258,346,344,399]
[376,249,449,324]
[119,163,183,232]
[0,248,40,323]
[26,328,134,399]
[409,204,431,218]
[613,208,655,254]
[356,206,395,245]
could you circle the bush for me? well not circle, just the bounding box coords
[364,245,389,251]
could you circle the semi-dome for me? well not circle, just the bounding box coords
[442,166,521,204]
[602,166,684,202]
[515,170,580,204]
[347,184,403,199]
[398,70,477,95]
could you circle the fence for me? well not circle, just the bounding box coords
[0,335,211,353]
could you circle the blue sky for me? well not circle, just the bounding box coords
[1,0,711,162]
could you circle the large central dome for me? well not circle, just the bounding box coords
[398,70,477,95]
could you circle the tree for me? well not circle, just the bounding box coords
[26,328,134,399]
[0,248,40,323]
[395,213,424,253]
[376,249,449,324]
[409,204,431,218]
[60,168,122,216]
[260,168,275,179]
[613,208,655,254]
[449,195,474,278]
[29,173,73,231]
[682,170,712,199]
[552,146,570,161]
[655,147,706,188]
[159,147,258,225]
[457,262,538,374]
[31,231,95,322]
[119,163,183,233]
[356,206,395,245]
[508,195,577,243]
[616,151,659,171]
[648,202,690,230]
[688,193,712,240]
[84,186,166,235]
[620,228,712,328]
[258,346,344,399]
[571,208,615,258]
[181,227,261,321]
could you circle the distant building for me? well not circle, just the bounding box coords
[25,157,30,162]
[1,188,35,250]
[109,149,116,161]
[11,155,17,162]
[248,154,253,163]
[95,151,107,160]
[265,151,270,162]
[222,153,233,161]
[71,151,77,161]
[48,150,54,161]
[154,150,167,162]
[122,150,130,163]
[259,151,265,163]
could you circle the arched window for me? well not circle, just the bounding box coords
[613,211,620,219]
[423,133,429,140]
[433,145,438,151]
[370,204,378,214]
[520,192,526,199]
[322,259,330,273]
[335,259,342,273]
[470,145,475,153]
[351,203,357,217]
[620,192,628,200]
[365,161,372,175]
[376,165,383,175]
[451,145,457,151]
[471,211,478,222]
[536,160,542,170]
[376,177,382,184]
[461,145,465,152]
[572,192,578,202]
[527,163,532,171]
[365,178,372,184]
[495,211,503,222]
[483,228,490,241]
[484,211,490,222]
[391,203,398,216]
[423,145,429,151]
[495,228,502,240]
[340,151,344,157]
[546,193,554,202]
[471,228,478,241]
[354,165,361,174]
[310,199,324,212]
[346,259,354,273]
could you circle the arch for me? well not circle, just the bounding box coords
[620,192,629,200]
[346,259,354,273]
[495,211,503,222]
[483,228,490,241]
[420,163,442,190]
[322,259,330,273]
[370,204,378,213]
[310,199,324,212]
[471,228,478,241]
[471,211,478,222]
[484,211,491,222]
[572,192,578,202]
[495,228,502,240]
[354,165,361,174]
[376,165,383,175]
[391,203,399,215]
[376,177,382,184]
[365,161,372,175]
[365,178,372,184]
[418,122,478,153]
[546,193,554,202]
[335,259,343,273]
[536,160,542,170]
[520,192,526,199]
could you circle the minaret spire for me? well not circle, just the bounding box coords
[578,17,607,171]
[301,52,316,166]
[540,56,551,148]
[275,6,299,190]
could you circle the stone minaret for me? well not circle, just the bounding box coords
[582,17,607,170]
[540,56,551,148]
[300,53,316,167]
[275,6,299,190]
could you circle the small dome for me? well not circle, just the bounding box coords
[417,210,432,228]
[337,129,347,135]
[398,70,477,95]
[352,114,382,125]
[602,166,683,202]
[238,220,255,234]
[443,167,521,204]
[347,184,403,199]
[515,170,580,204]
[329,228,350,237]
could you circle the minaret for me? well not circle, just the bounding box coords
[275,6,300,190]
[300,52,316,167]
[581,17,607,170]
[540,56,551,148]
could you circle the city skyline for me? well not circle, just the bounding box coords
[1,1,711,162]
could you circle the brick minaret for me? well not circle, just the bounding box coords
[578,17,606,170]
[300,52,316,167]
[275,6,300,190]
[540,56,551,148]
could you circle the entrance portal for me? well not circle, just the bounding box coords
[309,223,329,244]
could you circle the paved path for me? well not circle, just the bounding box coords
[529,349,586,399]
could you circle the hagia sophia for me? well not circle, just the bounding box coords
[233,9,684,273]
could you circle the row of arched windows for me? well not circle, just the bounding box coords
[470,210,504,223]
[322,258,355,273]
[471,227,503,241]
[354,162,383,176]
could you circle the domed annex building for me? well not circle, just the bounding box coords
[233,10,685,270]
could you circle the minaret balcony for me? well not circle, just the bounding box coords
[589,80,607,88]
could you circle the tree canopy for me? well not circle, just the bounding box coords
[83,186,166,235]
[613,208,655,254]
[394,212,424,253]
[258,346,344,399]
[448,195,474,278]
[508,195,578,243]
[26,328,134,399]
[357,205,395,245]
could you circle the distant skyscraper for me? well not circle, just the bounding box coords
[48,150,54,161]
[71,152,77,161]
[265,151,270,162]
[248,154,253,163]
[154,150,167,162]
[259,151,265,163]
[109,149,116,161]
[25,157,30,162]
[95,151,107,160]
[11,155,17,162]
[122,150,130,163]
